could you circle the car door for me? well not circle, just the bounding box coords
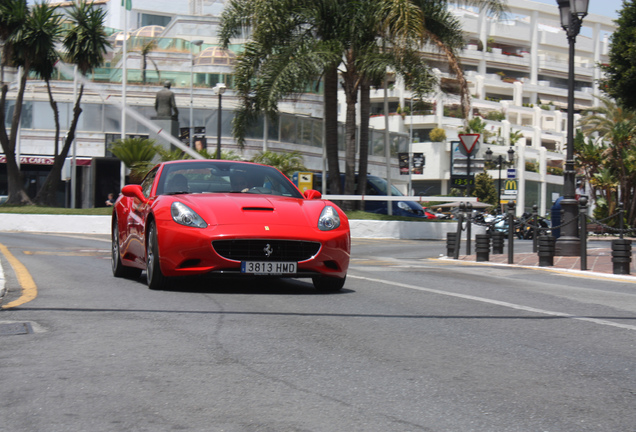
[127,167,158,265]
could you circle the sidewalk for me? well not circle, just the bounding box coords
[452,245,636,280]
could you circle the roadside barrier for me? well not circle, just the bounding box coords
[475,234,490,262]
[537,236,556,267]
[446,232,457,257]
[611,239,632,275]
[491,232,505,254]
[443,198,634,272]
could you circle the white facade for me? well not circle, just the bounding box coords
[334,0,614,215]
[7,0,616,213]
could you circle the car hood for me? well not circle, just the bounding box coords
[166,193,328,227]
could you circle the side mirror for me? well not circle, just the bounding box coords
[121,184,148,203]
[303,189,322,200]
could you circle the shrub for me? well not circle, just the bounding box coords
[429,128,446,142]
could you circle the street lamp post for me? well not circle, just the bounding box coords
[485,146,515,213]
[189,40,203,149]
[214,82,227,159]
[555,0,588,256]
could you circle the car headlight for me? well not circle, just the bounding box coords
[318,206,341,231]
[397,201,416,213]
[171,201,207,228]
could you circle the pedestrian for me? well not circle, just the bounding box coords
[106,193,116,207]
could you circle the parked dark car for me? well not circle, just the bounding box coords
[299,173,433,219]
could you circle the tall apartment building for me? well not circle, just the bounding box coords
[1,0,615,215]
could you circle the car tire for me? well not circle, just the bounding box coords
[312,275,346,292]
[112,218,142,279]
[146,221,169,290]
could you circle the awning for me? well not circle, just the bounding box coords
[0,155,92,166]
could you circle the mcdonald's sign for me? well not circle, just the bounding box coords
[503,179,517,195]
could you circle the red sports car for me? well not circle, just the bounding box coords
[111,160,350,291]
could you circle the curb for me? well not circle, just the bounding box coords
[0,214,482,240]
[433,256,636,282]
[0,214,112,235]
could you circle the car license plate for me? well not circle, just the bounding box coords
[241,261,297,275]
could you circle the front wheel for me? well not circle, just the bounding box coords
[146,221,169,290]
[312,275,346,292]
[112,218,142,279]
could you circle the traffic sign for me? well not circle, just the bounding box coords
[507,168,516,179]
[458,134,480,156]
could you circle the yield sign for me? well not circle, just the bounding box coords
[458,133,480,156]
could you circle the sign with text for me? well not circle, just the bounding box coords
[398,153,425,175]
[399,153,409,175]
[450,174,475,189]
[412,153,424,175]
[503,179,518,195]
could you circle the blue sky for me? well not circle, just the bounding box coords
[532,0,623,20]
[28,0,624,22]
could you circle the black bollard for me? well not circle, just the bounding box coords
[532,204,539,253]
[580,197,588,271]
[446,232,457,257]
[611,239,632,275]
[475,234,490,262]
[507,201,515,264]
[466,203,473,256]
[538,235,555,267]
[492,231,505,254]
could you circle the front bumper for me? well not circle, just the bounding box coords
[155,220,350,279]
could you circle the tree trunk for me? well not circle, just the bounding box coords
[341,54,358,211]
[324,65,341,195]
[343,87,357,207]
[0,70,33,205]
[34,80,62,206]
[142,55,147,84]
[34,84,84,207]
[356,81,371,211]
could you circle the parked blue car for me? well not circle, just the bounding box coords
[294,172,431,219]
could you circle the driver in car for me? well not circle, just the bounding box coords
[231,171,250,192]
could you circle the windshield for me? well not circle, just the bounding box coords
[156,161,303,198]
[367,176,404,196]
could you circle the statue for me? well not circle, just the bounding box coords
[154,81,179,120]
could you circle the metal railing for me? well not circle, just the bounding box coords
[448,198,635,273]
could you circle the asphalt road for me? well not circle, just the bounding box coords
[1,232,635,431]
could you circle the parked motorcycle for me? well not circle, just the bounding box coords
[515,212,550,239]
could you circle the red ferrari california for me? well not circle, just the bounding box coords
[111,160,350,291]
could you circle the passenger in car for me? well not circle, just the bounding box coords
[166,174,189,193]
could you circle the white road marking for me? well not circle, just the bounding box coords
[349,274,636,332]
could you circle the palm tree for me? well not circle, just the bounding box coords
[0,0,27,84]
[27,4,64,193]
[110,137,159,183]
[221,1,436,200]
[136,38,159,84]
[574,131,604,202]
[0,0,59,205]
[250,151,307,177]
[220,0,345,196]
[220,0,504,208]
[509,129,524,145]
[590,167,618,219]
[578,96,636,225]
[34,0,111,206]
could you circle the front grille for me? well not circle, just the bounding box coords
[213,239,321,262]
